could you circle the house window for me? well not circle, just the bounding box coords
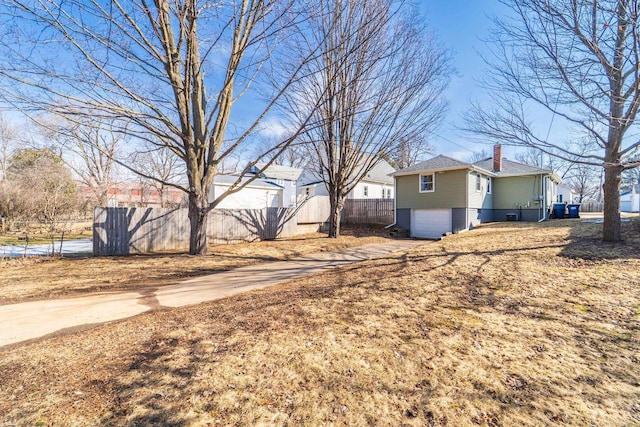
[419,174,434,192]
[487,177,492,194]
[475,174,481,192]
[363,185,369,197]
[387,188,392,198]
[305,188,310,196]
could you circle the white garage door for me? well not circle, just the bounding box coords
[412,209,451,239]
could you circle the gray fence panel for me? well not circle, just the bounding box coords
[94,206,299,256]
[295,195,331,224]
[342,198,394,225]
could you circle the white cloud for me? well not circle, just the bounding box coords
[257,117,291,140]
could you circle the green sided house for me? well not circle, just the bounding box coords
[392,146,561,239]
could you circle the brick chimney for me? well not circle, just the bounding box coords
[493,144,502,172]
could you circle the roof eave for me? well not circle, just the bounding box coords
[392,164,473,177]
[492,170,560,182]
[360,178,394,185]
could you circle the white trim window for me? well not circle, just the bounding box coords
[386,188,392,198]
[419,173,435,192]
[487,177,492,194]
[475,174,481,192]
[363,185,369,197]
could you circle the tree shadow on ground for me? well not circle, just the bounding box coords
[25,218,634,425]
[557,216,640,260]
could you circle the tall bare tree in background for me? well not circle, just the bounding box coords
[468,148,492,163]
[45,117,124,208]
[569,163,602,202]
[0,113,16,178]
[0,0,316,254]
[514,147,576,180]
[392,135,434,170]
[280,0,450,238]
[516,146,603,202]
[252,137,310,169]
[130,146,186,208]
[466,0,640,241]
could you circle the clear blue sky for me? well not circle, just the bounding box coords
[1,1,516,164]
[420,0,510,161]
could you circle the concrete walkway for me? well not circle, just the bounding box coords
[0,240,421,348]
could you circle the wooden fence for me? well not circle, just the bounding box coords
[93,206,297,256]
[295,195,331,224]
[579,201,603,212]
[342,198,394,224]
[93,196,393,256]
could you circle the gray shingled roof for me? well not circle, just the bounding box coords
[214,175,283,190]
[393,154,556,178]
[253,163,304,181]
[472,158,553,176]
[392,155,473,175]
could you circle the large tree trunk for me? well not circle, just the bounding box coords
[188,195,208,255]
[328,190,344,238]
[602,159,623,242]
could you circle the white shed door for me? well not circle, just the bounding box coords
[412,209,451,239]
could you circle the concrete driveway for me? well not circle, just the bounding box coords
[0,240,421,348]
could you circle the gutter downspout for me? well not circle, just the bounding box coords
[465,171,470,230]
[385,175,397,229]
[538,174,546,222]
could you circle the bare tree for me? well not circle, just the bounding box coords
[515,146,603,202]
[130,146,186,208]
[468,148,492,164]
[280,0,450,237]
[0,0,317,255]
[2,148,79,252]
[466,0,640,241]
[514,148,546,170]
[44,117,124,208]
[392,135,434,170]
[568,163,601,203]
[0,113,17,178]
[514,147,577,179]
[252,136,310,169]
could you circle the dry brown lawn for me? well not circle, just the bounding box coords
[1,219,639,426]
[0,226,388,305]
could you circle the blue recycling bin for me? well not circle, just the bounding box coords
[552,203,566,219]
[567,204,580,218]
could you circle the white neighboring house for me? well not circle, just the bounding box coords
[248,163,304,208]
[298,158,395,199]
[557,183,576,204]
[621,184,640,212]
[209,175,283,209]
